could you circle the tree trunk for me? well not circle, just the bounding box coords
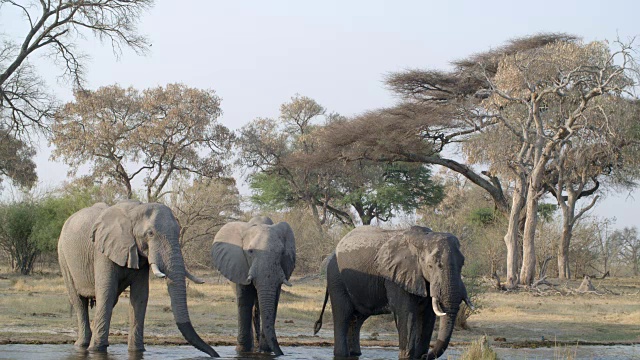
[504,176,526,288]
[557,209,574,279]
[520,174,542,285]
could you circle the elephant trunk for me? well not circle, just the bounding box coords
[256,286,283,356]
[426,312,457,360]
[426,272,462,359]
[163,250,219,357]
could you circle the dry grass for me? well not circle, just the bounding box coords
[455,336,498,360]
[0,268,639,350]
[470,277,640,344]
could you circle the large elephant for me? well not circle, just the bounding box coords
[58,201,218,357]
[314,225,473,360]
[211,216,295,356]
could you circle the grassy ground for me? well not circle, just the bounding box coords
[0,268,638,350]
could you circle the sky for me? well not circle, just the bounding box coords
[3,0,639,229]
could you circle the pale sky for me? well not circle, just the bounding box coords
[3,0,639,229]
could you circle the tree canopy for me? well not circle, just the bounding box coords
[50,83,234,202]
[238,95,444,226]
[0,0,152,186]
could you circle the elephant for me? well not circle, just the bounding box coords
[57,201,218,357]
[314,225,473,360]
[211,216,295,356]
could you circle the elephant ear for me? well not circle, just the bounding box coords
[211,222,251,285]
[92,205,139,269]
[375,234,427,297]
[274,221,296,280]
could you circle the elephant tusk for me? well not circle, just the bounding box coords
[464,296,475,311]
[246,275,253,284]
[282,279,292,287]
[185,270,205,284]
[432,297,447,317]
[151,263,166,279]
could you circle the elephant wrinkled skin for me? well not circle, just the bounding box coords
[314,225,472,360]
[58,201,218,357]
[211,216,296,356]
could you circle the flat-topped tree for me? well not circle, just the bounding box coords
[321,33,639,285]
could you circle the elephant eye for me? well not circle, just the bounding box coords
[146,229,155,237]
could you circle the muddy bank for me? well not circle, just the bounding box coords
[1,332,638,349]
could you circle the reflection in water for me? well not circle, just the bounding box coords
[0,344,639,360]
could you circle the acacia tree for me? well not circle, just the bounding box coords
[322,34,639,286]
[239,95,443,227]
[0,0,152,184]
[51,83,233,202]
[544,97,639,279]
[238,95,353,228]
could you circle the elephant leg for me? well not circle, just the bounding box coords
[327,256,353,358]
[128,268,149,352]
[387,283,420,359]
[74,296,92,348]
[347,313,366,356]
[236,283,257,353]
[89,259,119,351]
[60,252,92,348]
[414,302,436,357]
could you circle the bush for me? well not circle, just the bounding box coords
[459,336,498,360]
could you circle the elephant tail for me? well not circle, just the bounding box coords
[313,288,329,335]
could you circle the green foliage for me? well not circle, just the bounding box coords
[0,189,97,274]
[469,207,497,226]
[30,190,95,253]
[538,203,558,222]
[249,172,297,210]
[338,162,444,224]
[0,201,39,274]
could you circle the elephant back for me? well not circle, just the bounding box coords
[335,226,393,312]
[58,204,108,297]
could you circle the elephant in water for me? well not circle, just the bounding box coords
[314,225,473,360]
[211,216,295,356]
[58,201,218,357]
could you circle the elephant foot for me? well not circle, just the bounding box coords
[87,343,108,352]
[128,345,146,353]
[235,344,254,353]
[73,340,90,349]
[350,350,362,356]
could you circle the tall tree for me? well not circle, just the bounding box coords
[321,34,639,285]
[238,95,353,228]
[51,83,233,202]
[0,0,152,184]
[239,95,443,227]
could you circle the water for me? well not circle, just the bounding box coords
[0,344,638,360]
